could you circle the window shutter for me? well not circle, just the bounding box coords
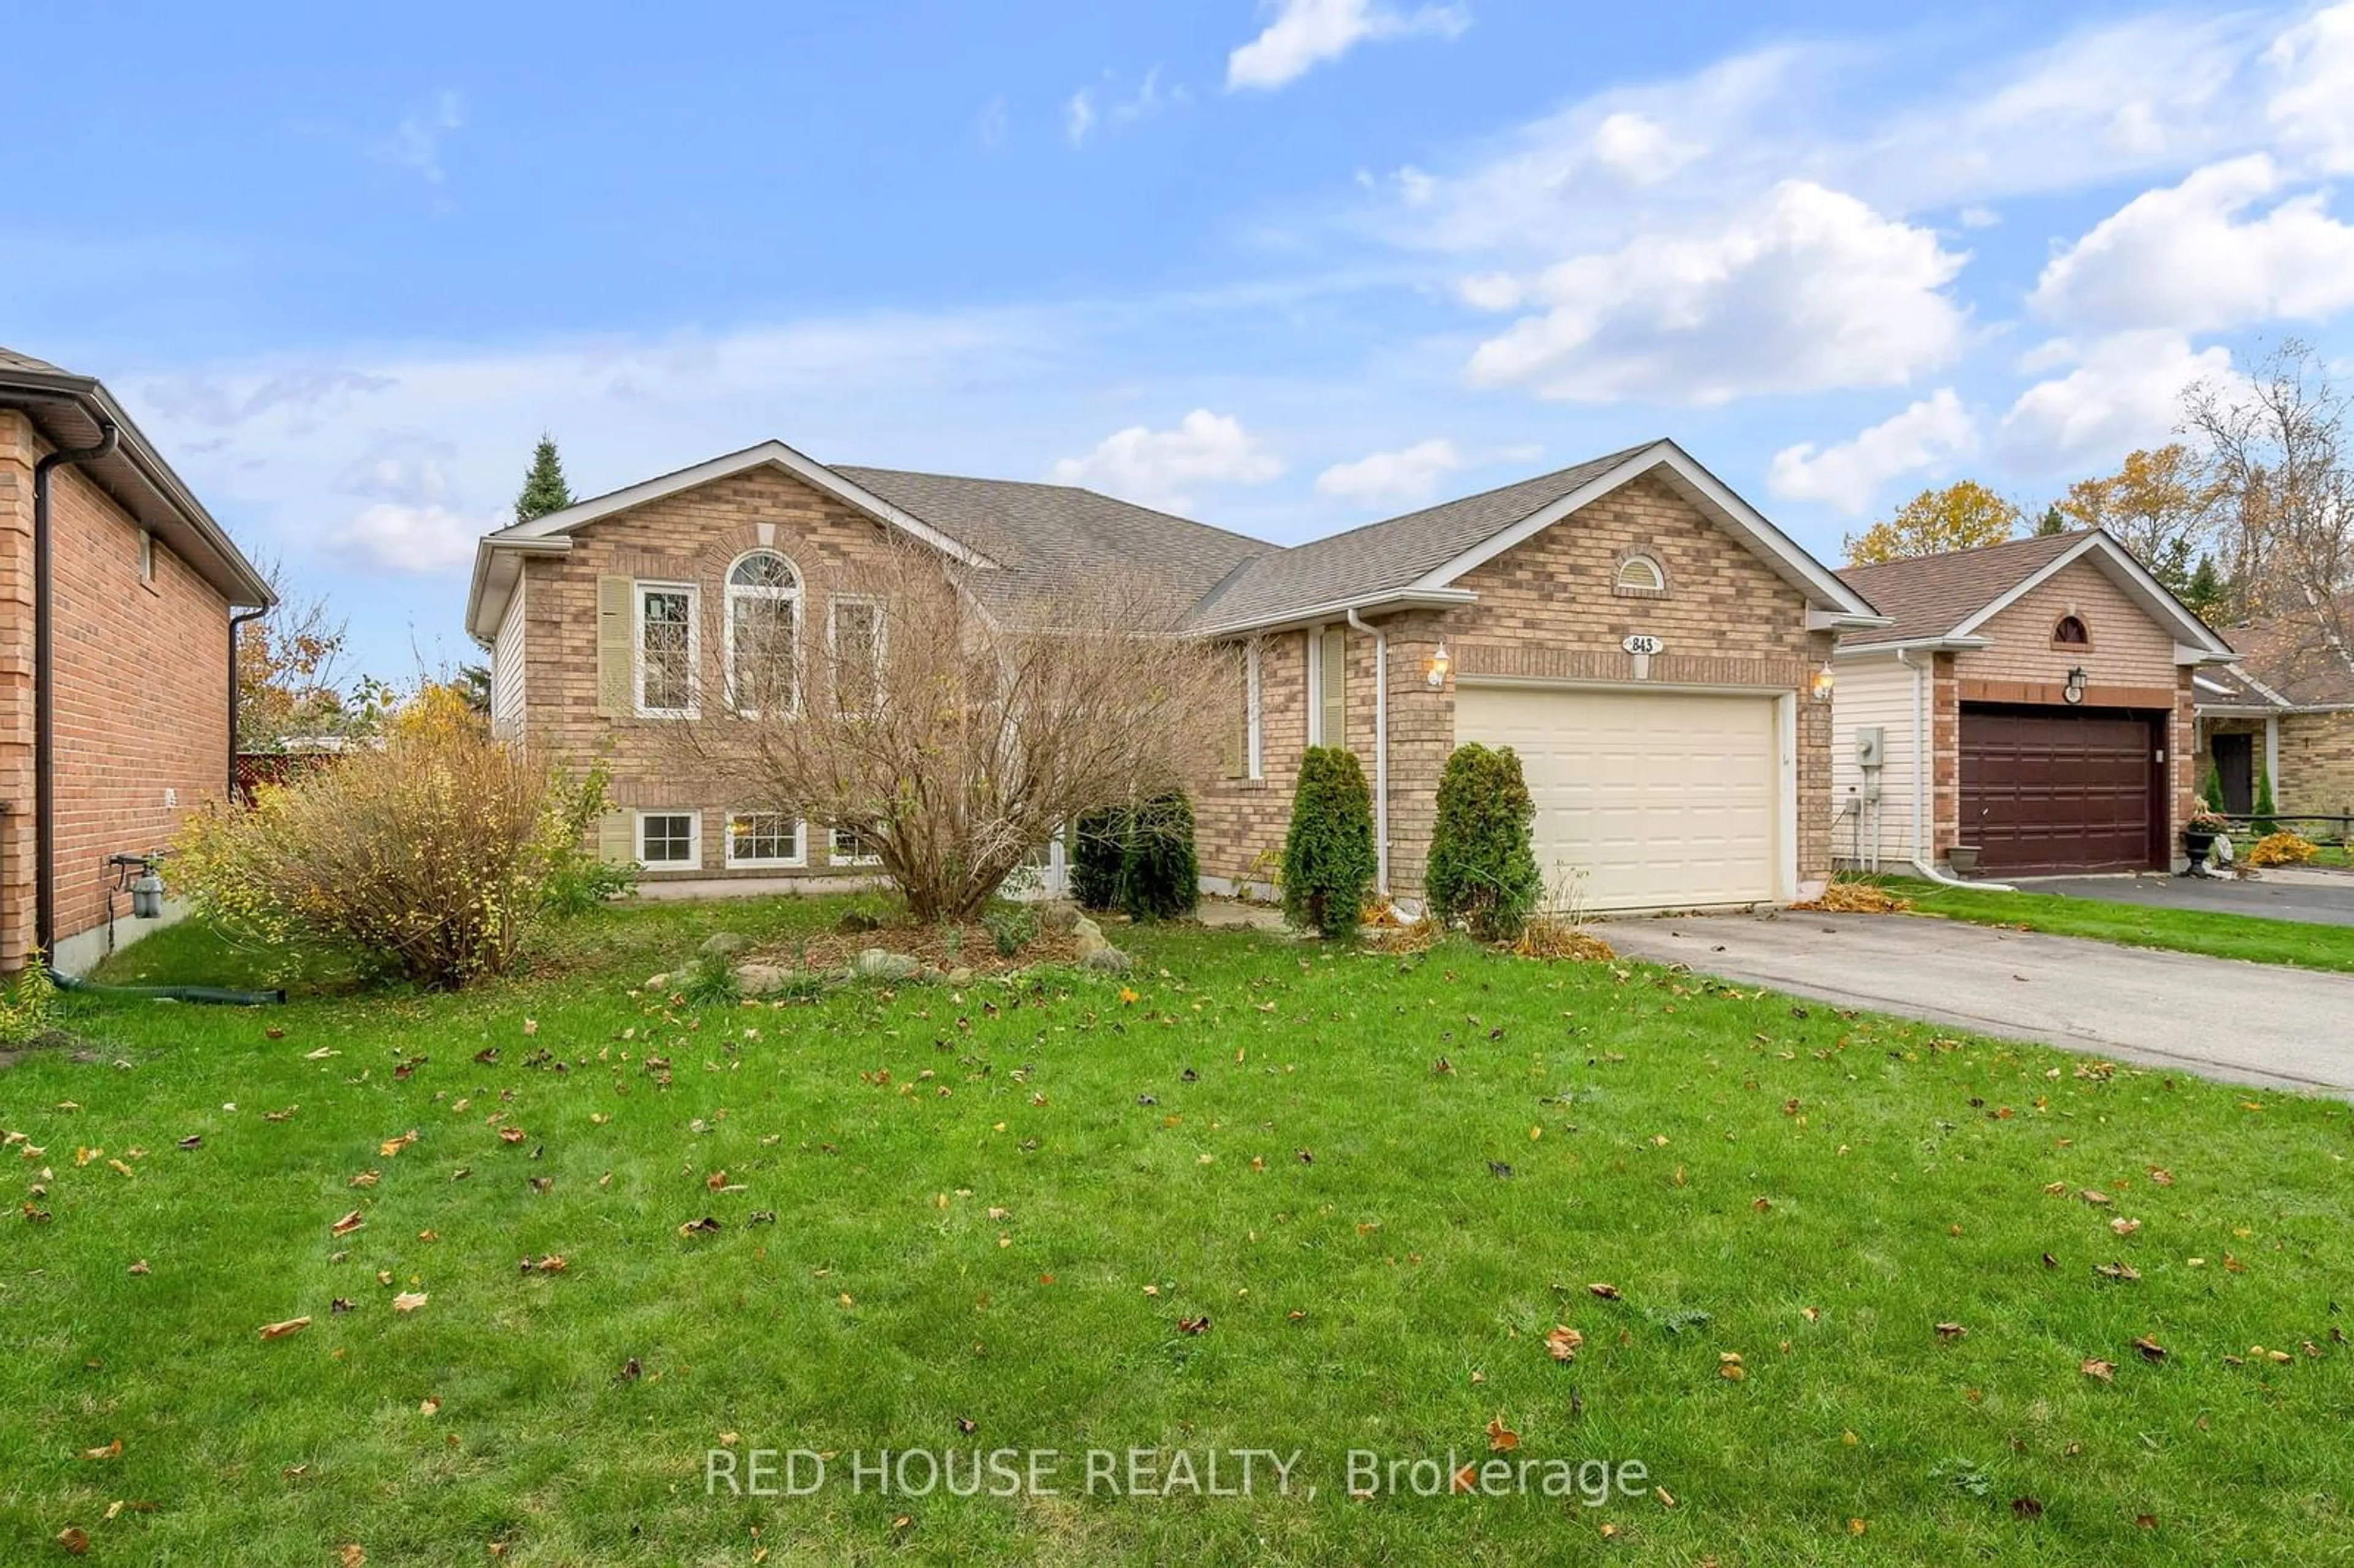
[1320,628,1347,752]
[595,809,634,866]
[596,576,635,717]
[1222,649,1248,777]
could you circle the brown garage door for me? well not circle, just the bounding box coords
[1959,704,2163,874]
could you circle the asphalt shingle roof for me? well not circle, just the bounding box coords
[1834,531,2091,644]
[0,346,66,375]
[1184,443,1655,630]
[833,466,1274,611]
[2222,612,2354,707]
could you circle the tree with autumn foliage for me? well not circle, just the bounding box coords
[237,557,357,752]
[2055,444,2226,612]
[1842,481,2023,565]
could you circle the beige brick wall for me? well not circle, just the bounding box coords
[0,410,234,967]
[517,464,930,881]
[1197,473,1838,897]
[2278,711,2354,824]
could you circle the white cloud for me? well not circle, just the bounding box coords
[2032,154,2354,332]
[1767,390,1978,515]
[376,91,463,184]
[1067,68,1188,147]
[332,502,489,574]
[1589,111,1701,186]
[1316,438,1464,504]
[1463,181,1970,404]
[1957,205,2002,229]
[1049,410,1284,510]
[977,94,1009,152]
[1065,89,1097,147]
[1455,272,1522,311]
[1227,0,1471,92]
[2268,1,2354,173]
[1998,332,2234,473]
[1110,67,1188,129]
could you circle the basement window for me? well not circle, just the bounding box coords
[636,810,700,869]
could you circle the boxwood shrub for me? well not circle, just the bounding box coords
[1425,741,1542,941]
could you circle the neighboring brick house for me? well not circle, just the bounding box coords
[0,348,274,973]
[1830,532,2236,878]
[466,438,1881,913]
[2193,610,2354,832]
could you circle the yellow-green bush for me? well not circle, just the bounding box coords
[2246,830,2318,868]
[174,687,611,988]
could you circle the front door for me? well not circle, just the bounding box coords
[2211,732,2255,816]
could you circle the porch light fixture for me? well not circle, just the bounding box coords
[2063,666,2088,705]
[1425,640,1450,688]
[1809,665,1835,702]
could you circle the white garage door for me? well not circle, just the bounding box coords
[1454,684,1783,913]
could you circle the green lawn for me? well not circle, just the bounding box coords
[5,899,2351,1565]
[1876,878,2354,975]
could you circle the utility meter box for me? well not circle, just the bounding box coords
[1854,726,1885,768]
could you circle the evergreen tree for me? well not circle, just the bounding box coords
[2202,764,2226,815]
[1281,747,1376,937]
[1426,743,1541,941]
[2034,504,2066,536]
[2253,765,2279,836]
[2182,555,2225,618]
[514,435,574,523]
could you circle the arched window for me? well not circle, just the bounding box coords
[725,550,801,715]
[1615,554,1666,595]
[2052,614,2089,646]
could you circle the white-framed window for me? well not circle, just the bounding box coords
[829,824,882,867]
[635,582,699,717]
[1246,639,1264,780]
[725,811,805,869]
[724,549,801,717]
[635,809,701,870]
[828,595,886,717]
[138,530,156,584]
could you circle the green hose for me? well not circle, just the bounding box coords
[50,970,284,1005]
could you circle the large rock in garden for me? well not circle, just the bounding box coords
[1080,945,1132,974]
[1037,900,1082,935]
[1072,913,1107,951]
[699,931,751,957]
[733,962,793,995]
[945,967,974,987]
[852,948,924,982]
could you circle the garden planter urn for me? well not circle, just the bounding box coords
[1946,846,1980,877]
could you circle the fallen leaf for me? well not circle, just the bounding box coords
[1487,1416,1520,1452]
[2079,1189,2111,1206]
[128,1260,150,1276]
[1935,1322,1967,1342]
[81,1439,122,1461]
[2111,1217,2142,1236]
[2095,1262,2143,1282]
[379,1130,418,1158]
[2081,1358,2116,1383]
[2012,1496,2045,1520]
[2133,1335,2167,1363]
[1588,1282,1622,1301]
[1719,1352,1746,1381]
[1545,1325,1584,1362]
[1178,1315,1211,1334]
[678,1216,722,1236]
[392,1292,428,1314]
[340,1546,367,1568]
[330,1210,366,1238]
[420,1396,441,1415]
[177,1135,203,1151]
[57,1527,90,1556]
[304,1046,337,1059]
[258,1316,312,1340]
[2148,1166,2174,1186]
[348,1170,380,1189]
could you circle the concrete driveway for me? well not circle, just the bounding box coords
[2008,868,2354,928]
[1601,911,2354,1098]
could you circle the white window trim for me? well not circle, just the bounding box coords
[1615,554,1666,593]
[826,593,887,717]
[1246,640,1265,780]
[725,810,806,869]
[1305,626,1325,746]
[634,581,701,719]
[828,824,883,867]
[723,550,802,718]
[634,809,702,871]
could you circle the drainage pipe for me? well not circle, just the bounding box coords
[1346,608,1388,894]
[1895,648,2014,892]
[32,413,120,963]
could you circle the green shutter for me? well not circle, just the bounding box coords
[1320,628,1346,752]
[595,576,634,717]
[596,808,634,866]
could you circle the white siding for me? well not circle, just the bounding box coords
[490,573,528,740]
[1828,653,1919,868]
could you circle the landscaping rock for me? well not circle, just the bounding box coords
[1072,913,1107,951]
[698,931,752,957]
[644,973,672,992]
[852,948,924,982]
[836,909,885,935]
[1080,945,1133,974]
[732,962,793,995]
[1037,900,1082,935]
[945,967,974,987]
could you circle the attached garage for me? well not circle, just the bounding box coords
[1455,683,1788,913]
[1959,704,2165,875]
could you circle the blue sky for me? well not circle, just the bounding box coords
[12,1,2354,677]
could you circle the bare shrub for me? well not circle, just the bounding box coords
[663,539,1225,923]
[174,687,610,987]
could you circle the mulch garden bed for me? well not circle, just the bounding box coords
[745,918,1087,978]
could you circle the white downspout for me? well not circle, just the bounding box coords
[1895,647,2013,892]
[1347,608,1389,894]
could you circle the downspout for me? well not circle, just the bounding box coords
[32,415,120,964]
[229,607,269,797]
[1346,609,1388,894]
[1894,648,2013,892]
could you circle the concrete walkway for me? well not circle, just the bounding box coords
[1601,911,2354,1098]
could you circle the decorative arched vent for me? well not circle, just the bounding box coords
[1614,554,1667,596]
[2052,614,2089,646]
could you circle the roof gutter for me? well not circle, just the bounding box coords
[1192,587,1477,641]
[31,400,121,964]
[465,535,573,641]
[1832,634,1995,658]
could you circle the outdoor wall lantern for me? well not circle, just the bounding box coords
[2063,666,2088,705]
[1810,665,1836,702]
[1425,640,1451,688]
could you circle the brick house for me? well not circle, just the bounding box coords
[0,348,274,973]
[466,438,1882,913]
[1830,531,2236,878]
[2193,609,2354,832]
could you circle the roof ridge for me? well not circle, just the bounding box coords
[1277,439,1661,557]
[834,463,1278,550]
